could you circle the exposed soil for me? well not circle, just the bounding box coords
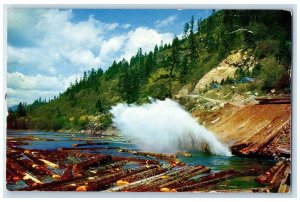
[193,103,291,157]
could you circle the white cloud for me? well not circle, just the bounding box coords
[6,72,81,106]
[7,72,78,91]
[155,15,177,29]
[99,35,127,59]
[122,24,131,29]
[7,9,175,106]
[120,27,173,61]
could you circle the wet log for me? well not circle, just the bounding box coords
[106,165,173,192]
[255,161,284,184]
[111,156,160,165]
[117,149,177,162]
[22,165,157,191]
[175,169,256,192]
[126,166,197,192]
[230,143,250,153]
[7,157,43,186]
[89,160,128,176]
[15,158,55,177]
[73,155,112,175]
[239,120,290,155]
[255,97,291,104]
[62,164,73,180]
[58,165,158,191]
[269,164,290,190]
[276,148,290,156]
[57,147,119,151]
[158,166,211,190]
[81,165,160,191]
[193,187,270,193]
[72,142,109,147]
[23,151,48,166]
[120,167,167,183]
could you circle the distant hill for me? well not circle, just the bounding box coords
[7,10,292,131]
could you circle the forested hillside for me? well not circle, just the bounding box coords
[7,10,291,131]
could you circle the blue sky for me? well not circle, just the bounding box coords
[7,9,212,106]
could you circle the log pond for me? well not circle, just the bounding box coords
[6,130,289,192]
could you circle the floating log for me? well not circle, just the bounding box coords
[111,156,160,165]
[175,169,256,192]
[73,155,112,175]
[120,166,166,183]
[72,142,109,147]
[23,151,48,166]
[57,147,120,151]
[268,164,290,190]
[22,165,157,191]
[11,156,54,178]
[192,187,270,193]
[117,149,177,162]
[255,161,284,184]
[7,157,42,186]
[62,164,73,181]
[80,165,159,191]
[106,165,175,192]
[158,166,211,190]
[126,166,197,192]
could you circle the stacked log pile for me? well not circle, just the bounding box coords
[255,160,290,193]
[255,97,291,104]
[231,120,291,157]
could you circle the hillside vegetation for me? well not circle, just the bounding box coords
[7,10,291,131]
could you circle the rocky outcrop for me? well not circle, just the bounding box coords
[192,49,257,94]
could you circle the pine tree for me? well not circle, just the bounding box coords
[188,16,197,66]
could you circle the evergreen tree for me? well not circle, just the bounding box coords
[188,16,197,65]
[16,102,26,117]
[184,23,190,38]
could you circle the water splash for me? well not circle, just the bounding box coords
[110,99,231,156]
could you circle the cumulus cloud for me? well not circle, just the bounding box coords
[7,9,174,106]
[155,15,177,29]
[6,72,81,106]
[120,27,173,61]
[122,24,131,29]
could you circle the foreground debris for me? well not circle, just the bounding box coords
[6,136,290,192]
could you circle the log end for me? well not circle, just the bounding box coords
[76,186,87,192]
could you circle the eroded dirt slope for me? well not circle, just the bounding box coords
[193,104,291,157]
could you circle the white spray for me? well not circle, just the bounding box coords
[110,99,232,156]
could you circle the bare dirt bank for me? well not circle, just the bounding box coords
[193,103,291,157]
